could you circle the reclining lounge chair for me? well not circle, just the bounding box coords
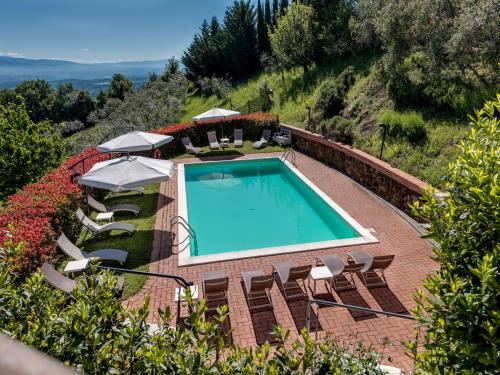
[252,129,271,149]
[234,129,243,148]
[207,131,220,150]
[315,254,364,292]
[202,270,229,312]
[272,261,311,301]
[57,232,128,265]
[76,208,135,238]
[181,137,202,155]
[87,195,140,216]
[241,270,274,311]
[346,251,395,288]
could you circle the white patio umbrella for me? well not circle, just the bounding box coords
[97,131,173,153]
[78,156,174,192]
[192,107,241,122]
[193,108,241,138]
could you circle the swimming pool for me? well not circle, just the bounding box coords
[177,157,377,266]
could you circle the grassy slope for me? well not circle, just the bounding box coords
[182,53,470,187]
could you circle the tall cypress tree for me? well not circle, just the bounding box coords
[272,0,279,26]
[280,0,289,15]
[257,0,270,54]
[264,0,272,26]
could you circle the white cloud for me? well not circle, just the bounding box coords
[6,52,24,57]
[80,48,90,52]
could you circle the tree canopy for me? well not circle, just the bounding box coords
[108,73,134,100]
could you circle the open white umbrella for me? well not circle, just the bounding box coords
[97,131,173,153]
[192,107,241,122]
[78,156,174,192]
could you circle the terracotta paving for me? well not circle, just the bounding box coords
[125,152,437,370]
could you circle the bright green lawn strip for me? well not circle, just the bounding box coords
[174,140,287,159]
[77,184,159,299]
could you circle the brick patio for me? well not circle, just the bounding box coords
[125,151,437,370]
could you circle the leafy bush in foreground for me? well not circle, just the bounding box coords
[0,255,384,374]
[410,96,500,373]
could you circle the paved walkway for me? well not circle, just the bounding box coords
[125,152,436,370]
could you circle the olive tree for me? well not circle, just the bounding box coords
[269,2,314,72]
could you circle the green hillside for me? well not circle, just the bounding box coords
[182,53,476,187]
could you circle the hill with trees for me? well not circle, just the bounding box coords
[180,0,499,186]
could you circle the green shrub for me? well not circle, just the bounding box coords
[314,66,356,119]
[320,116,354,144]
[378,109,427,145]
[410,96,500,373]
[0,247,386,374]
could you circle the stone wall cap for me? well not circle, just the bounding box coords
[281,124,429,194]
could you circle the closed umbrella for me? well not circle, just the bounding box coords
[97,131,173,153]
[78,156,174,192]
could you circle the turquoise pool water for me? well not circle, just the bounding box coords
[184,158,361,256]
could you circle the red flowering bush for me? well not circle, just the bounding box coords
[0,112,277,277]
[0,148,109,277]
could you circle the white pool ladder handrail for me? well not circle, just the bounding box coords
[280,149,296,167]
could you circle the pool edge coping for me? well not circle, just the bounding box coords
[176,156,378,267]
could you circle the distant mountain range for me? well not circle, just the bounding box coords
[0,56,167,95]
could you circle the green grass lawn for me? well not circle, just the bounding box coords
[174,140,287,159]
[77,185,159,299]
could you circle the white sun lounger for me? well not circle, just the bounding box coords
[234,129,243,147]
[76,208,135,237]
[252,129,271,149]
[57,232,128,265]
[207,131,220,150]
[87,195,140,216]
[181,137,202,154]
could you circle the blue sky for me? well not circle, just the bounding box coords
[0,0,234,63]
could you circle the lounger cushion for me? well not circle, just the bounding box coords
[87,249,128,264]
[241,270,265,295]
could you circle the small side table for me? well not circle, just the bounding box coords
[95,212,114,222]
[309,266,333,295]
[220,137,230,149]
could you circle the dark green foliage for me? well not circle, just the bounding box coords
[108,73,133,100]
[410,97,500,373]
[320,116,354,144]
[0,253,385,374]
[52,83,95,124]
[162,57,180,81]
[14,79,54,122]
[280,0,289,15]
[264,0,272,25]
[182,1,259,82]
[96,90,107,109]
[257,0,271,54]
[314,66,356,118]
[272,0,279,26]
[311,0,356,62]
[0,99,65,199]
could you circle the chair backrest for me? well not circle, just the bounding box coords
[234,129,243,140]
[281,128,292,138]
[87,195,108,213]
[204,277,229,295]
[41,263,76,294]
[250,274,274,293]
[57,233,86,260]
[370,255,395,271]
[288,265,312,282]
[317,255,344,274]
[181,137,192,147]
[76,208,100,232]
[207,131,217,143]
[343,263,364,274]
[262,129,271,141]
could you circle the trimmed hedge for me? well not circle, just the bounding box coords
[0,113,278,277]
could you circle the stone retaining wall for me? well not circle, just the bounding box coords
[282,124,428,215]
